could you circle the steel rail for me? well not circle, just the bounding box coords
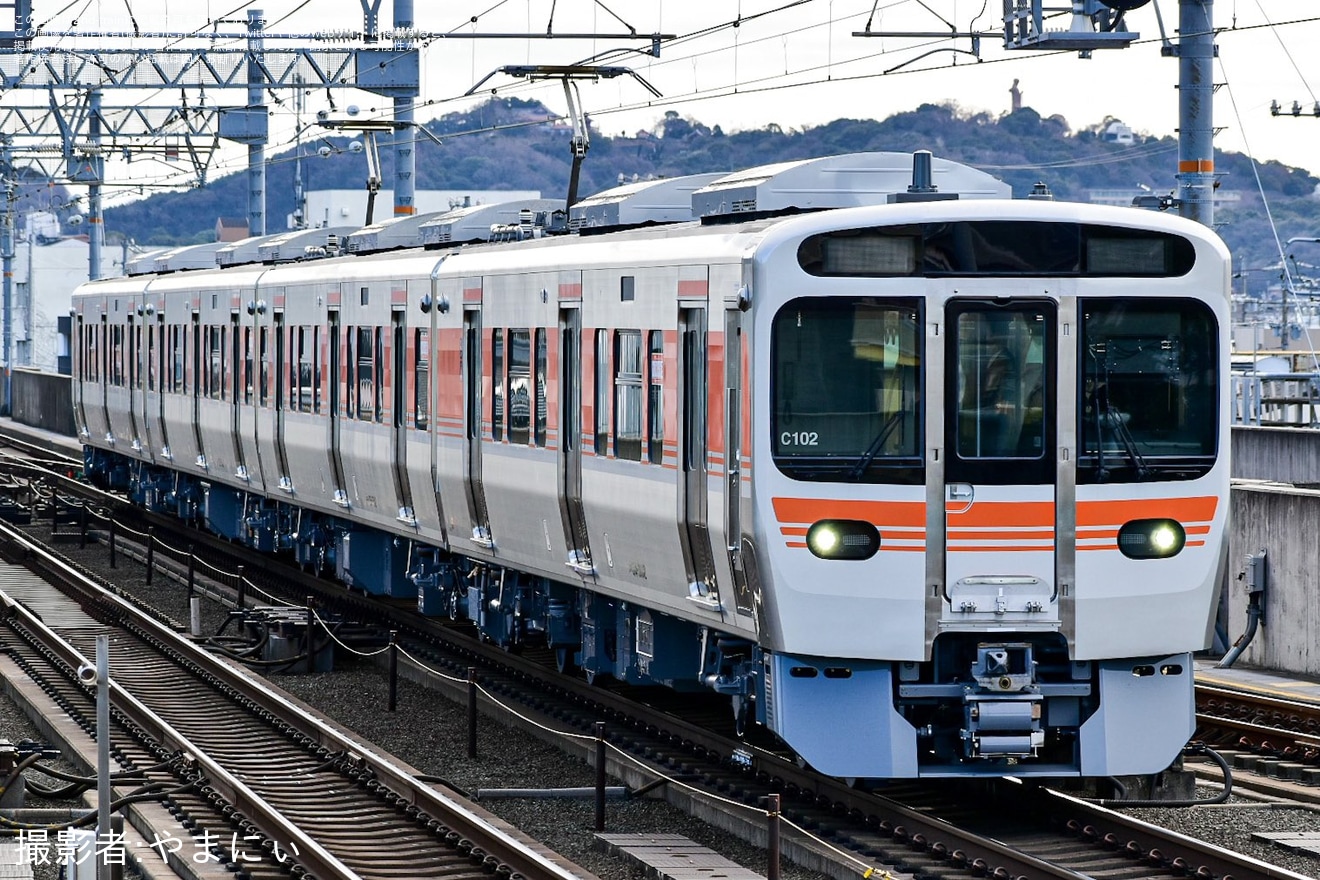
[0,516,593,880]
[4,431,1311,879]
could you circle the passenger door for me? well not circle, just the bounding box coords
[144,307,169,461]
[558,303,593,573]
[391,309,415,523]
[327,309,349,507]
[678,306,720,603]
[462,297,493,548]
[939,296,1059,627]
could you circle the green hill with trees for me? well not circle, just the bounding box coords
[102,97,1318,280]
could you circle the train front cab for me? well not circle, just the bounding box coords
[753,208,1230,779]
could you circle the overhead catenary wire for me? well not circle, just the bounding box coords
[1252,0,1316,105]
[18,4,1320,214]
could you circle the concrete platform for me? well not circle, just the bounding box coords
[1196,658,1320,705]
[0,416,83,458]
[595,833,766,880]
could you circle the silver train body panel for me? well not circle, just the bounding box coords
[72,170,1229,780]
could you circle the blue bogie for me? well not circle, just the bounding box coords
[335,529,412,597]
[203,483,245,541]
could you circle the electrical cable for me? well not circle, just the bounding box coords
[1252,0,1316,104]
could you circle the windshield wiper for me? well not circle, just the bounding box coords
[1092,363,1151,482]
[848,411,906,482]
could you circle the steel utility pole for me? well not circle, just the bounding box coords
[392,0,415,218]
[247,10,266,237]
[1175,0,1215,227]
[87,89,103,280]
[0,139,11,415]
[0,2,670,276]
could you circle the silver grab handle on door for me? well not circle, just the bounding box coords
[946,482,975,514]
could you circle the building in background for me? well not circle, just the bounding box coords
[215,216,250,241]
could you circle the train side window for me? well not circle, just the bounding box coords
[615,329,643,461]
[492,329,505,441]
[243,327,254,404]
[89,325,98,383]
[647,331,664,464]
[509,328,531,445]
[415,328,430,432]
[127,323,136,389]
[313,327,322,414]
[345,328,355,418]
[190,322,200,397]
[293,326,313,413]
[273,321,284,411]
[146,324,156,391]
[535,328,547,447]
[208,326,225,401]
[594,330,610,455]
[373,326,383,422]
[231,322,242,403]
[176,326,185,392]
[288,327,298,411]
[170,326,182,392]
[259,327,269,407]
[356,326,375,421]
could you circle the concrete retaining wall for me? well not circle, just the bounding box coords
[11,369,75,437]
[1223,482,1320,677]
[1232,425,1320,484]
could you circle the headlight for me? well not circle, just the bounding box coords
[806,520,880,560]
[1117,519,1186,559]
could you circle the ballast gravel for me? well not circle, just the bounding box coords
[3,522,1319,880]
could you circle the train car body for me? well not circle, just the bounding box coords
[72,152,1230,780]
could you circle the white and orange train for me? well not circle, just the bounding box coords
[73,152,1229,779]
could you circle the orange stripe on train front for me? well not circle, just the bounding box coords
[772,497,925,528]
[1077,496,1218,526]
[777,496,1216,523]
[946,501,1054,528]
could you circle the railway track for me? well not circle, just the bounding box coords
[0,434,1315,880]
[1197,685,1320,752]
[0,517,597,880]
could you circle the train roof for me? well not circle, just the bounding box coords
[569,172,728,231]
[691,151,1010,220]
[77,151,1230,301]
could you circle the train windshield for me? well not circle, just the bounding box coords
[950,304,1053,479]
[772,297,922,483]
[1078,298,1217,483]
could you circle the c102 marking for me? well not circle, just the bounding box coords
[781,431,819,447]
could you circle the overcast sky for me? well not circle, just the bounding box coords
[21,1,1320,203]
